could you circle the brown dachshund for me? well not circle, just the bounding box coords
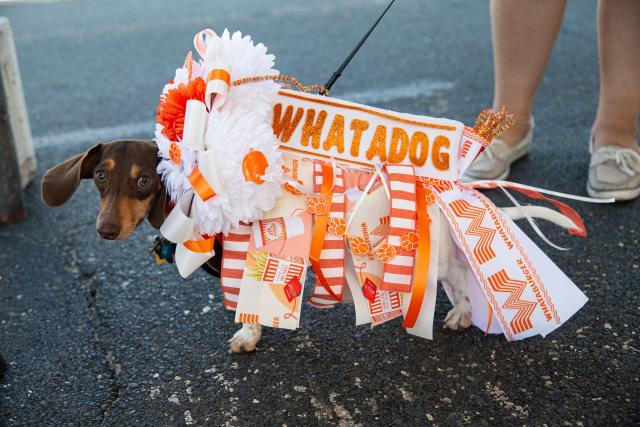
[42,140,579,351]
[41,140,166,240]
[41,140,261,352]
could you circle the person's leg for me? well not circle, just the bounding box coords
[587,0,640,200]
[463,0,568,181]
[592,0,640,151]
[491,0,567,145]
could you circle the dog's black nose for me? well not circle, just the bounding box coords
[97,223,120,240]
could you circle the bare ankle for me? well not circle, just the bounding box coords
[498,120,531,146]
[592,121,639,151]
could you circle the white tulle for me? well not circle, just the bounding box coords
[156,28,283,235]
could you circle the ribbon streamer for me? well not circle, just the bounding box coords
[309,161,341,301]
[402,183,432,328]
[160,191,216,278]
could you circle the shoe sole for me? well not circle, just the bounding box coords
[586,183,640,202]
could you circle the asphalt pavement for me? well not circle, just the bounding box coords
[1,0,638,425]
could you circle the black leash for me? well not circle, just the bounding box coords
[323,0,397,94]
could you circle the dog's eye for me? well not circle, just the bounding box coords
[138,175,151,187]
[95,170,107,183]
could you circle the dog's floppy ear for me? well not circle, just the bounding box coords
[147,183,167,229]
[41,143,103,206]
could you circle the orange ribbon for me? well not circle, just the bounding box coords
[309,162,341,301]
[207,68,231,86]
[184,237,214,253]
[402,182,432,329]
[189,166,216,201]
[485,304,493,336]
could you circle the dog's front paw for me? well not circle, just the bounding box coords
[443,303,472,331]
[229,323,262,353]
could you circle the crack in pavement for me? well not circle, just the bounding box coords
[68,249,122,425]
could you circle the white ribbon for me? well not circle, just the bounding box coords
[182,100,208,151]
[345,167,383,233]
[182,29,232,151]
[498,186,570,251]
[160,190,216,278]
[468,179,615,204]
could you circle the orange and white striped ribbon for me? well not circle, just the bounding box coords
[220,224,252,311]
[380,165,417,293]
[307,162,346,308]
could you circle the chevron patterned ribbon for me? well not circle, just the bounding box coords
[430,183,588,340]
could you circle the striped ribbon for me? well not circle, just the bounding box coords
[381,165,417,293]
[308,161,346,308]
[220,224,252,310]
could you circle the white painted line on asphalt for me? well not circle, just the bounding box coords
[34,79,454,148]
[34,121,153,148]
[0,0,66,4]
[335,79,454,104]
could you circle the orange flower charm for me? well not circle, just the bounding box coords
[400,232,419,252]
[306,196,328,215]
[169,142,181,164]
[348,236,369,256]
[156,77,206,141]
[327,217,346,236]
[375,242,396,264]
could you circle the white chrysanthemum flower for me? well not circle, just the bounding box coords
[156,125,197,204]
[155,28,284,235]
[191,108,283,235]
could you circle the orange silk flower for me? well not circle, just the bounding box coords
[306,196,328,215]
[156,77,206,142]
[327,217,347,236]
[348,236,370,256]
[400,232,420,252]
[375,242,396,264]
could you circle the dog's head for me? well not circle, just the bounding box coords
[41,140,166,240]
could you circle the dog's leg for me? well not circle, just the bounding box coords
[437,212,473,331]
[442,255,473,331]
[229,323,262,353]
